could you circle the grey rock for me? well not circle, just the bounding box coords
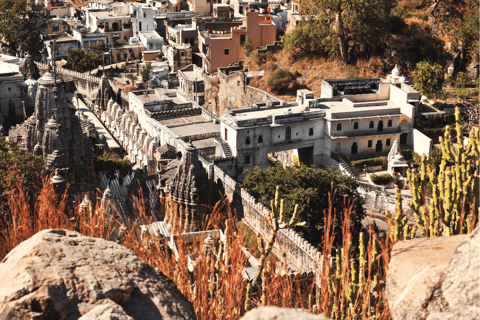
[78,300,134,320]
[0,229,196,320]
[442,227,480,320]
[240,306,330,320]
[426,312,455,320]
[387,227,480,320]
[387,233,468,320]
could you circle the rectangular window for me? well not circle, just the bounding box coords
[224,48,229,55]
[224,128,228,140]
[181,51,185,57]
[245,155,250,164]
[123,53,127,59]
[386,138,391,146]
[240,34,246,44]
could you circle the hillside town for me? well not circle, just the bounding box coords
[0,0,478,318]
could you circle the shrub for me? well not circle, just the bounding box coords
[114,39,127,46]
[350,157,383,168]
[370,173,392,185]
[267,69,297,94]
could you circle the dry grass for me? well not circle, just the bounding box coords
[246,51,382,102]
[0,167,398,320]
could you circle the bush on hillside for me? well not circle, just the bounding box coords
[267,69,298,94]
[351,157,383,168]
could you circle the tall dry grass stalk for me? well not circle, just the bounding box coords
[0,168,398,320]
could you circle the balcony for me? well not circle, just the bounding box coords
[330,127,401,138]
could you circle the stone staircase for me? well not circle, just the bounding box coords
[223,141,232,157]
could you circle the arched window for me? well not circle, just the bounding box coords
[378,120,384,132]
[139,21,142,31]
[309,128,314,136]
[369,121,374,128]
[386,138,391,146]
[354,122,359,130]
[388,119,392,127]
[258,135,263,143]
[376,140,383,152]
[337,123,342,131]
[285,127,292,140]
[246,137,251,145]
[245,155,250,164]
[368,140,373,148]
[351,142,358,155]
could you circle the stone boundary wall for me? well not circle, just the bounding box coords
[358,184,416,221]
[200,157,322,274]
[246,85,284,103]
[37,62,101,84]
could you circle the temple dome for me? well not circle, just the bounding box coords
[392,64,400,77]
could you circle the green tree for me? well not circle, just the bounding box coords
[0,0,46,54]
[67,47,102,71]
[141,61,152,84]
[282,19,337,56]
[451,1,479,63]
[241,36,255,57]
[67,47,85,70]
[94,152,132,186]
[126,73,137,85]
[241,163,365,248]
[0,137,45,215]
[90,40,106,54]
[300,0,393,64]
[412,61,444,97]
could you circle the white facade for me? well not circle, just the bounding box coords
[139,31,164,51]
[131,4,157,37]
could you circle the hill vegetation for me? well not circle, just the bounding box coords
[247,0,479,101]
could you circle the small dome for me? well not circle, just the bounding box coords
[392,64,400,77]
[51,170,65,184]
[25,77,38,88]
[136,123,142,131]
[394,153,404,161]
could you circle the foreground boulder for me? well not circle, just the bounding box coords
[240,306,330,320]
[0,229,196,320]
[387,227,479,320]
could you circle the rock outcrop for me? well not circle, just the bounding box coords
[240,307,330,320]
[387,227,479,320]
[0,229,196,320]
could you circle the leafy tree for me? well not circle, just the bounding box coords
[0,0,46,54]
[241,163,365,248]
[300,0,393,64]
[141,61,152,84]
[67,48,84,70]
[126,73,137,85]
[0,137,45,215]
[267,69,297,94]
[94,152,132,186]
[282,20,337,56]
[67,47,102,71]
[241,36,255,57]
[451,1,479,63]
[412,61,444,97]
[90,40,106,54]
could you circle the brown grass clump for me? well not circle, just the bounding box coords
[0,167,399,320]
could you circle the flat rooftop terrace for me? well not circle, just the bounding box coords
[168,121,220,137]
[321,99,403,119]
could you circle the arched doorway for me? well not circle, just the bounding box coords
[285,127,291,141]
[375,140,383,152]
[351,142,358,154]
[400,133,408,145]
[378,120,384,132]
